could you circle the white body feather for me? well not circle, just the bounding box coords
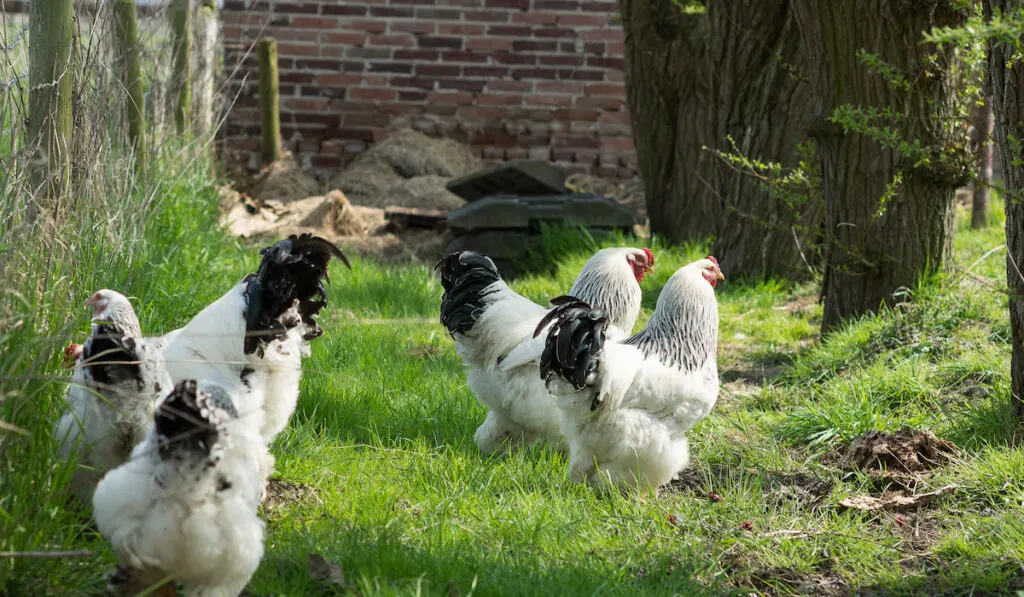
[546,260,721,491]
[455,248,647,453]
[93,383,266,597]
[55,293,172,504]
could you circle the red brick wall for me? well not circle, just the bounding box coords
[220,0,636,181]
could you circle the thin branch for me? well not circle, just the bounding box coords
[0,550,93,559]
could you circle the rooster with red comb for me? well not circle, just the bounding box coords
[536,256,725,491]
[438,246,655,454]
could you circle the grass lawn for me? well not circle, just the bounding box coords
[1,155,1022,596]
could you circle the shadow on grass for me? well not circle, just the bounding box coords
[253,522,732,597]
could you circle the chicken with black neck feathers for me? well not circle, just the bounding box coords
[93,379,266,597]
[537,257,724,491]
[161,233,349,447]
[56,290,173,505]
[437,247,654,453]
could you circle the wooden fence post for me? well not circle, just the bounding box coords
[192,0,218,142]
[258,38,281,164]
[169,0,192,135]
[28,0,74,215]
[112,0,146,176]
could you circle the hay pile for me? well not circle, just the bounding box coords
[220,185,447,262]
[327,129,482,211]
[222,188,375,239]
[249,152,322,204]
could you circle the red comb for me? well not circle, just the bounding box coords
[64,343,80,357]
[643,248,654,266]
[707,255,719,267]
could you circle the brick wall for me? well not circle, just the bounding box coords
[220,0,636,181]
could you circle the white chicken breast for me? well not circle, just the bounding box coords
[436,247,655,454]
[55,290,172,504]
[93,379,266,597]
[538,257,724,491]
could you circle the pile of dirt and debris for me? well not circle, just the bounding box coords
[328,129,482,211]
[841,429,958,475]
[247,151,322,204]
[219,129,646,262]
[566,172,646,216]
[219,183,448,262]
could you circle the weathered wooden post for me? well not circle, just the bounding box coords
[169,0,192,135]
[28,0,74,215]
[258,38,281,164]
[192,0,218,141]
[112,0,146,175]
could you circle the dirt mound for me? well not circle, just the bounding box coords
[384,175,466,211]
[328,129,481,209]
[250,152,322,204]
[842,430,957,475]
[566,172,646,215]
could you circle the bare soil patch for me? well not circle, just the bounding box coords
[261,478,317,514]
[671,465,834,508]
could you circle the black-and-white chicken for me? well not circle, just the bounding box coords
[437,247,654,453]
[537,257,724,491]
[93,379,265,597]
[55,290,172,504]
[161,233,349,446]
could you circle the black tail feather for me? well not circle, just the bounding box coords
[436,251,502,337]
[537,297,609,393]
[155,380,218,459]
[244,233,349,355]
[84,323,143,392]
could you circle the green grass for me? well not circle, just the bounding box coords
[2,141,1023,597]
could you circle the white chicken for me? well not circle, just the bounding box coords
[436,247,655,453]
[55,290,172,504]
[537,256,724,491]
[93,378,265,597]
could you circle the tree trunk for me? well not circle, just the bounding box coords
[169,0,192,135]
[258,38,281,165]
[28,0,74,217]
[970,98,994,229]
[112,0,146,176]
[983,0,1024,422]
[792,1,969,332]
[619,0,821,280]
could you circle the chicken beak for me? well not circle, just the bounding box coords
[716,271,725,281]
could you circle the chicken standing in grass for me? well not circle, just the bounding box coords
[437,247,654,453]
[537,257,724,491]
[55,290,173,504]
[93,379,265,597]
[161,233,348,444]
[159,233,348,493]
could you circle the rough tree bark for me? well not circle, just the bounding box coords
[970,99,994,229]
[169,0,192,135]
[618,0,820,280]
[983,0,1024,422]
[112,0,146,175]
[27,0,74,216]
[792,1,969,331]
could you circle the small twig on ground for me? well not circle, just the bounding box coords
[0,550,93,559]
